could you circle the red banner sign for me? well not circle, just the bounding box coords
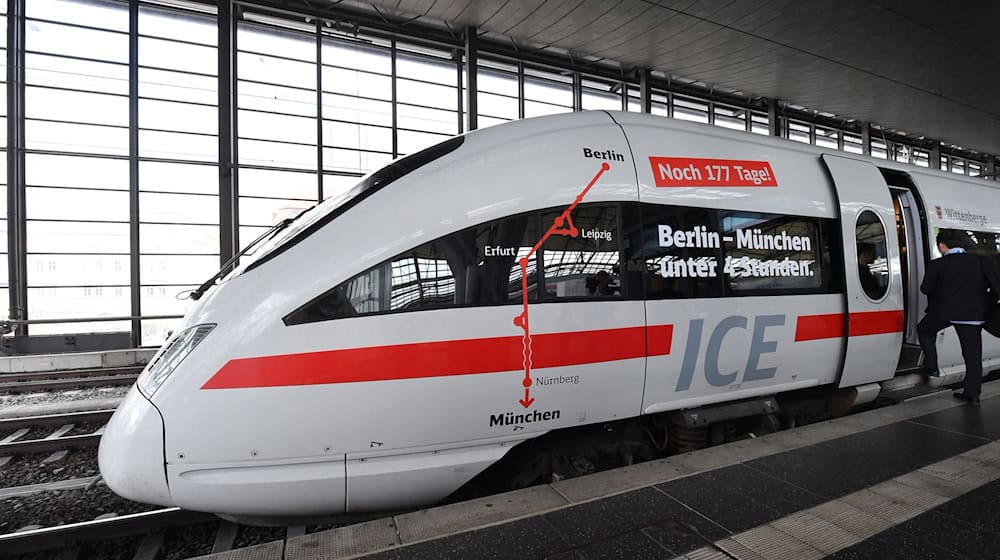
[648,156,777,187]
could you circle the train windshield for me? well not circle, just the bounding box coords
[235,136,465,276]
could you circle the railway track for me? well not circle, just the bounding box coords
[0,410,112,457]
[0,366,142,394]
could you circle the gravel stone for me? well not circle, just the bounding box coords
[0,448,99,488]
[80,535,142,560]
[0,484,158,532]
[0,386,130,408]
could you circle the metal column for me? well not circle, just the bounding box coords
[6,0,26,335]
[861,122,871,157]
[128,0,141,346]
[766,98,780,137]
[638,69,651,113]
[315,19,324,200]
[988,157,998,181]
[572,73,582,112]
[464,26,477,132]
[929,143,941,170]
[218,1,238,263]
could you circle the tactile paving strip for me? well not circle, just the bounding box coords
[285,517,399,560]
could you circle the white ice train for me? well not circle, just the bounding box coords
[99,111,1000,522]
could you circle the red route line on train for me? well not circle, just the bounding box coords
[513,162,611,409]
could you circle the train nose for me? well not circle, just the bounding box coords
[98,387,173,507]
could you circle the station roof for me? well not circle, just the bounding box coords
[265,0,999,156]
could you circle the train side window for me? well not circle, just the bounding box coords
[720,211,824,294]
[856,210,889,300]
[540,205,620,299]
[641,204,722,299]
[283,212,540,325]
[940,228,1000,257]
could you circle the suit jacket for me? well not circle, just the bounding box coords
[921,252,990,322]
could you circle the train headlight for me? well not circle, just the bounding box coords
[139,324,215,396]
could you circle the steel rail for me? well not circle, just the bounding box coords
[1,366,143,382]
[0,409,115,431]
[0,508,216,555]
[0,433,101,455]
[0,374,139,394]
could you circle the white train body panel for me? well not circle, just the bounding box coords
[99,111,1000,518]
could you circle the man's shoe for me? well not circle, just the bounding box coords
[954,392,981,405]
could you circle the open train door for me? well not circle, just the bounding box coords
[821,154,905,388]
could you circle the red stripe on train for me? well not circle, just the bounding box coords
[201,324,674,390]
[795,310,904,341]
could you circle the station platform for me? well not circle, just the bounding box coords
[199,381,1000,560]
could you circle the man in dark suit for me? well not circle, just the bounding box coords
[919,230,990,403]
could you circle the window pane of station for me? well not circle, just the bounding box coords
[27,221,129,253]
[524,100,571,119]
[27,20,128,63]
[322,66,392,99]
[142,255,218,285]
[750,112,769,135]
[524,70,572,107]
[27,121,128,156]
[323,147,392,175]
[27,154,128,190]
[27,254,128,287]
[323,120,392,153]
[238,109,316,145]
[720,211,824,293]
[541,205,620,299]
[28,285,130,335]
[140,36,217,75]
[397,103,458,135]
[139,99,217,135]
[140,224,218,255]
[871,139,888,159]
[238,23,316,62]
[140,192,218,225]
[912,149,930,168]
[28,0,129,31]
[320,36,391,75]
[239,196,314,228]
[396,78,458,112]
[478,66,518,97]
[323,173,362,200]
[582,79,622,111]
[236,81,313,116]
[139,68,216,105]
[27,187,129,222]
[713,105,746,131]
[788,121,810,144]
[673,96,709,123]
[239,138,316,169]
[478,116,513,130]
[140,129,217,161]
[815,127,838,149]
[396,50,456,84]
[139,161,217,195]
[139,5,217,46]
[322,93,390,126]
[951,159,967,175]
[397,129,451,156]
[239,167,318,200]
[140,283,195,346]
[27,53,128,95]
[843,133,863,154]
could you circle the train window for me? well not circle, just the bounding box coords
[389,212,540,311]
[283,211,539,325]
[640,204,723,299]
[719,211,824,293]
[540,205,620,299]
[856,211,889,300]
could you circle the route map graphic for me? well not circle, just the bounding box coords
[513,162,611,408]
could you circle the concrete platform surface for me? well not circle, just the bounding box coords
[192,380,1000,560]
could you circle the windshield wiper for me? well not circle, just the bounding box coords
[187,217,294,301]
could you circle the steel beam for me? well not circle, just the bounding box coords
[861,122,872,156]
[128,0,141,346]
[767,98,780,137]
[315,19,324,200]
[572,72,582,112]
[218,1,238,263]
[6,0,26,335]
[929,143,941,170]
[638,69,651,113]
[464,26,477,132]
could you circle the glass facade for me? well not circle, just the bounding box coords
[2,0,997,347]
